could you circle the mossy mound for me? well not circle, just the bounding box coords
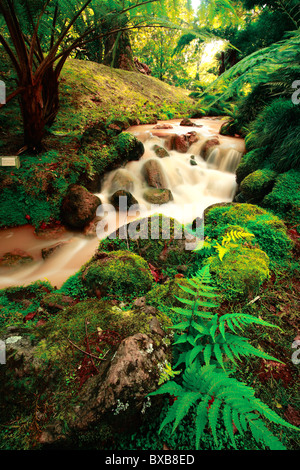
[81,250,153,299]
[204,203,293,265]
[239,169,277,202]
[98,214,198,278]
[206,245,270,301]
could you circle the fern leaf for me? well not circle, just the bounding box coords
[208,398,222,445]
[172,391,201,433]
[223,404,236,449]
[195,397,210,449]
[204,344,212,365]
[214,343,225,370]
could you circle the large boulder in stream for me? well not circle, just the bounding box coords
[201,137,220,160]
[60,184,101,230]
[142,159,168,189]
[164,132,199,153]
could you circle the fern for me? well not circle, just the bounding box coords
[150,264,299,449]
[195,229,255,261]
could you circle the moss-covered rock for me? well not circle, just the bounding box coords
[81,250,153,299]
[206,245,270,301]
[204,203,293,265]
[239,169,277,202]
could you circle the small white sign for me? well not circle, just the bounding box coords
[0,156,20,168]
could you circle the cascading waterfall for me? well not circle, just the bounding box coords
[0,118,245,289]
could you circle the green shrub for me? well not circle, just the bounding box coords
[236,148,268,185]
[263,170,300,224]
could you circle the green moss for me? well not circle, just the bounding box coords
[205,203,293,266]
[206,245,270,301]
[240,169,277,201]
[0,281,54,328]
[81,250,153,299]
[0,147,92,229]
[263,170,300,224]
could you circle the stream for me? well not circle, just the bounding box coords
[0,118,245,290]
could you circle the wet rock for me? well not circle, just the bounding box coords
[153,124,173,129]
[164,133,194,153]
[143,188,173,205]
[202,137,220,160]
[186,131,199,145]
[110,190,138,211]
[34,223,68,240]
[41,242,69,260]
[83,216,102,238]
[142,159,168,189]
[0,249,34,267]
[180,118,201,127]
[152,144,170,158]
[111,169,135,193]
[65,332,168,433]
[174,134,190,153]
[60,184,101,230]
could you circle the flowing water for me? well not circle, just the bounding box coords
[0,118,244,289]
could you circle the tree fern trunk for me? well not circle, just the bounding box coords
[42,67,59,127]
[20,81,46,151]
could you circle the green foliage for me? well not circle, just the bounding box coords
[0,281,54,328]
[0,147,91,228]
[236,148,268,184]
[206,245,270,300]
[262,170,300,224]
[149,265,299,450]
[58,272,89,300]
[246,99,300,173]
[98,214,198,278]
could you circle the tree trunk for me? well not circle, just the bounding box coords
[20,81,46,151]
[103,30,136,71]
[19,68,60,151]
[42,67,59,128]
